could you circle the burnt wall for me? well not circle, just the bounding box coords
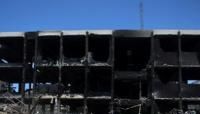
[0,30,200,114]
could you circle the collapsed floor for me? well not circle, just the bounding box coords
[0,30,200,114]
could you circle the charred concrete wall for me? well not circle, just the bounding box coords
[0,30,199,114]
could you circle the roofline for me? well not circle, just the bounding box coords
[1,30,200,37]
[0,32,25,37]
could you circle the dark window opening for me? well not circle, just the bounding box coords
[88,68,111,96]
[154,35,178,65]
[63,35,85,64]
[0,68,22,83]
[88,35,111,63]
[115,38,150,71]
[62,67,84,94]
[182,68,200,83]
[114,80,140,99]
[153,68,179,98]
[182,68,200,97]
[181,35,200,65]
[155,67,179,84]
[0,37,23,63]
[36,67,59,83]
[38,36,60,65]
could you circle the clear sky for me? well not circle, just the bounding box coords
[0,0,200,32]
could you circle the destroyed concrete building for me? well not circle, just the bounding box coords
[0,30,199,114]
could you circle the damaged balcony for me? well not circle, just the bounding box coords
[88,31,112,67]
[181,34,200,66]
[88,68,111,99]
[154,31,178,67]
[34,67,59,96]
[152,67,179,99]
[182,68,200,99]
[115,79,144,99]
[0,33,24,67]
[36,32,60,67]
[0,68,22,83]
[0,68,23,96]
[62,31,86,67]
[61,67,84,95]
[36,67,59,83]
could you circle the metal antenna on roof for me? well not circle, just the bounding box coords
[139,0,144,30]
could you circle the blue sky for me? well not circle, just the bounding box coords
[0,0,200,32]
